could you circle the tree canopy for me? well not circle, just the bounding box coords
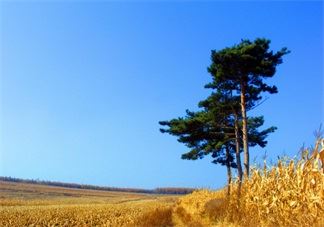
[206,38,289,176]
[159,38,289,193]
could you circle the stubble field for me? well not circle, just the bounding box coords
[0,181,177,226]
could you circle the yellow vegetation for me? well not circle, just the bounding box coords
[1,139,323,226]
[0,181,176,227]
[0,201,173,226]
[173,139,324,226]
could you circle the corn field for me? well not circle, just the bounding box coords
[173,139,324,226]
[1,139,323,226]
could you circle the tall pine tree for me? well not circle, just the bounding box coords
[159,38,288,191]
[207,38,289,176]
[159,91,276,194]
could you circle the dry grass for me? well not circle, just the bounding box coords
[0,180,177,226]
[133,206,173,226]
[0,180,155,204]
[172,189,226,226]
[0,201,174,226]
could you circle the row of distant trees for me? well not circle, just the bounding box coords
[159,38,289,195]
[0,176,194,195]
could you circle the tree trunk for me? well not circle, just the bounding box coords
[234,114,243,183]
[240,79,249,177]
[225,146,232,196]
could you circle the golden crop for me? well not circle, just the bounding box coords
[0,201,172,227]
[1,139,323,226]
[0,181,176,227]
[173,139,324,226]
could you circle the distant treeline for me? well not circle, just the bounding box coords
[0,176,195,195]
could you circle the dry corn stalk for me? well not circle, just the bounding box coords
[173,139,324,227]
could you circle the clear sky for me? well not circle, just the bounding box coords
[0,1,323,189]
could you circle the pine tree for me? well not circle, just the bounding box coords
[159,38,288,192]
[159,91,276,195]
[207,38,289,176]
[159,108,237,195]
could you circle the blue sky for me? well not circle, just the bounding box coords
[0,1,323,189]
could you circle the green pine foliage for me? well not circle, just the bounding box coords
[159,38,289,192]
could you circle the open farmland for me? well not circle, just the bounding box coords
[0,180,178,226]
[1,141,323,227]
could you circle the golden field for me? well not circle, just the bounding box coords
[0,181,177,226]
[172,139,324,227]
[1,140,323,226]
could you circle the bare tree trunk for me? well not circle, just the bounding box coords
[240,79,249,177]
[225,146,232,196]
[234,114,243,183]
